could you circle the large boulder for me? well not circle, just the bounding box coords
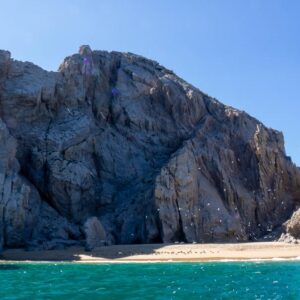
[0,45,299,248]
[284,208,300,238]
[84,217,108,250]
[279,208,300,243]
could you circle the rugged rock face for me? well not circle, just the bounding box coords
[285,208,300,238]
[0,118,81,252]
[279,208,300,243]
[0,46,300,250]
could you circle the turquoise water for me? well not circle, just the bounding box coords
[0,262,299,299]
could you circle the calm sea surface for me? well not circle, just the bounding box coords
[0,261,299,299]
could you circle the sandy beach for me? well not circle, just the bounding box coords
[1,242,300,263]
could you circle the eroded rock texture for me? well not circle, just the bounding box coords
[279,208,300,243]
[0,46,299,250]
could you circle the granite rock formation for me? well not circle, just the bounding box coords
[279,208,300,243]
[0,46,300,251]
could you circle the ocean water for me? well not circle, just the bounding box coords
[0,261,299,299]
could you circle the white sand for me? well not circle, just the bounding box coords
[1,242,300,263]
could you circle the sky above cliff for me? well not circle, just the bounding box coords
[0,0,299,165]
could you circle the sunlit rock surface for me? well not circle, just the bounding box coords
[279,208,300,243]
[0,46,300,250]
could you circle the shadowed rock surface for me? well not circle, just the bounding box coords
[0,46,300,250]
[84,217,108,250]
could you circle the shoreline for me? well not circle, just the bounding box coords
[1,242,300,263]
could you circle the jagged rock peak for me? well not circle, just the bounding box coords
[0,50,11,61]
[0,50,11,78]
[79,45,93,56]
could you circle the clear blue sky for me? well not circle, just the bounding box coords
[1,0,299,165]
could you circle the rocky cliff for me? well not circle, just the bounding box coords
[0,46,299,251]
